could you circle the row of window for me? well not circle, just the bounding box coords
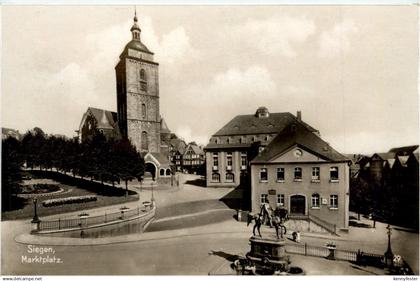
[260,194,339,209]
[211,172,234,183]
[213,135,273,145]
[259,166,339,182]
[159,168,171,176]
[212,152,247,170]
[183,160,204,166]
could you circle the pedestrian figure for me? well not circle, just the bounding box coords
[260,201,273,227]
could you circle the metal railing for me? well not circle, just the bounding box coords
[308,214,337,234]
[285,242,380,263]
[38,204,154,232]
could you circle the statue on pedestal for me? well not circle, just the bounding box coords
[248,206,288,240]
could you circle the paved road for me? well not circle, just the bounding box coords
[2,221,381,275]
[2,173,418,275]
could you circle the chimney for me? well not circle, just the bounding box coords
[297,111,302,121]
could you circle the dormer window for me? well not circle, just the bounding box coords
[255,106,269,118]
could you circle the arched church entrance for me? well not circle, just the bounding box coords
[145,162,157,181]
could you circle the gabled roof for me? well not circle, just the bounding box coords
[141,152,170,166]
[413,148,419,162]
[389,145,419,156]
[87,107,118,130]
[397,156,409,167]
[374,152,396,161]
[386,159,396,168]
[212,112,318,136]
[170,138,187,154]
[185,144,204,155]
[251,122,348,163]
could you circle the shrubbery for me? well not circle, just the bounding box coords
[42,195,97,207]
[20,183,60,194]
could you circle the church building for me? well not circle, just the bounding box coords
[77,12,171,182]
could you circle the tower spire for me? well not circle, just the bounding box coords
[130,7,141,41]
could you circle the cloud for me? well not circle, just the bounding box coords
[175,125,208,146]
[19,16,198,137]
[232,15,316,57]
[164,66,278,144]
[318,20,358,58]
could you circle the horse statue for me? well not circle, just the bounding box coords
[247,213,263,237]
[272,207,288,239]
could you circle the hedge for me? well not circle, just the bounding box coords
[42,195,97,207]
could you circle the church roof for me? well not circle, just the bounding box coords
[88,107,118,130]
[160,117,171,134]
[212,111,318,136]
[124,39,153,55]
[252,121,348,163]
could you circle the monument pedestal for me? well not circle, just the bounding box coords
[245,236,290,274]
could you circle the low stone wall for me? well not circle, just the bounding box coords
[284,219,329,234]
[33,205,156,238]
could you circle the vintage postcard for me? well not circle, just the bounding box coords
[1,3,418,278]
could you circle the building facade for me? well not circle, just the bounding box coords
[182,143,205,174]
[250,122,350,230]
[204,107,319,187]
[115,13,160,153]
[77,13,172,182]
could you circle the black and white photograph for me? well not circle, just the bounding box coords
[1,2,419,277]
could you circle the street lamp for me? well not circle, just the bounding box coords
[151,181,154,202]
[384,224,394,267]
[31,198,41,233]
[31,198,40,223]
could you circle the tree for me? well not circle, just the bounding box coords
[2,137,23,211]
[21,127,47,170]
[109,139,145,197]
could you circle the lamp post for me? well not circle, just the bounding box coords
[384,224,394,267]
[31,198,41,233]
[31,198,40,223]
[151,181,154,202]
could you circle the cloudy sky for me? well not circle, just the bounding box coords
[2,5,418,154]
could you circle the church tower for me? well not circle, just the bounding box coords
[115,11,160,153]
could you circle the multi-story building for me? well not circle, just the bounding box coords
[250,121,350,230]
[204,106,318,187]
[169,137,187,171]
[182,143,205,174]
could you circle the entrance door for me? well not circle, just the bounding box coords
[290,195,306,215]
[145,162,157,180]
